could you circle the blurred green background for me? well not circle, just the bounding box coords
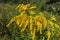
[0,0,60,40]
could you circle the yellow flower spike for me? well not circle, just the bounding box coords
[18,4,25,11]
[43,17,47,29]
[6,18,14,27]
[50,15,56,21]
[18,12,27,19]
[26,4,30,7]
[55,24,60,28]
[20,19,29,32]
[17,4,24,10]
[35,15,42,22]
[19,14,27,27]
[36,21,40,31]
[16,4,21,9]
[35,14,47,29]
[30,16,35,31]
[17,18,23,27]
[30,16,35,23]
[35,16,39,21]
[15,15,24,25]
[24,19,29,27]
[30,23,33,31]
[23,6,27,10]
[29,6,36,9]
[25,4,30,10]
[17,4,27,11]
[16,4,36,12]
[7,12,26,27]
[20,6,24,11]
[16,19,21,25]
[30,10,35,14]
[6,16,17,27]
[35,13,45,22]
[20,11,26,14]
[22,5,26,10]
[36,21,42,34]
[46,30,51,40]
[39,12,44,16]
[48,20,54,27]
[32,28,36,40]
[19,18,24,26]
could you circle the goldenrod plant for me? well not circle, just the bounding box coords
[6,4,60,40]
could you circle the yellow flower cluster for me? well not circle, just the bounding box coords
[48,17,60,29]
[31,28,36,40]
[6,11,29,28]
[7,4,60,40]
[50,15,56,21]
[30,10,35,14]
[16,4,36,12]
[7,12,60,40]
[46,30,51,40]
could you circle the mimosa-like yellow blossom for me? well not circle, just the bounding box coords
[16,4,21,9]
[48,20,60,28]
[20,19,29,32]
[41,15,47,29]
[30,16,35,23]
[25,4,30,8]
[16,14,27,26]
[29,6,36,9]
[16,4,27,11]
[6,17,15,27]
[30,23,33,31]
[35,13,47,29]
[35,13,45,22]
[35,15,43,22]
[30,16,35,31]
[43,19,47,29]
[31,28,36,40]
[36,21,42,34]
[48,20,54,27]
[6,11,27,27]
[50,15,56,21]
[55,24,60,28]
[6,15,20,27]
[39,12,44,15]
[46,30,51,40]
[19,16,27,27]
[30,10,35,14]
[16,19,21,25]
[16,4,36,12]
[29,17,36,40]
